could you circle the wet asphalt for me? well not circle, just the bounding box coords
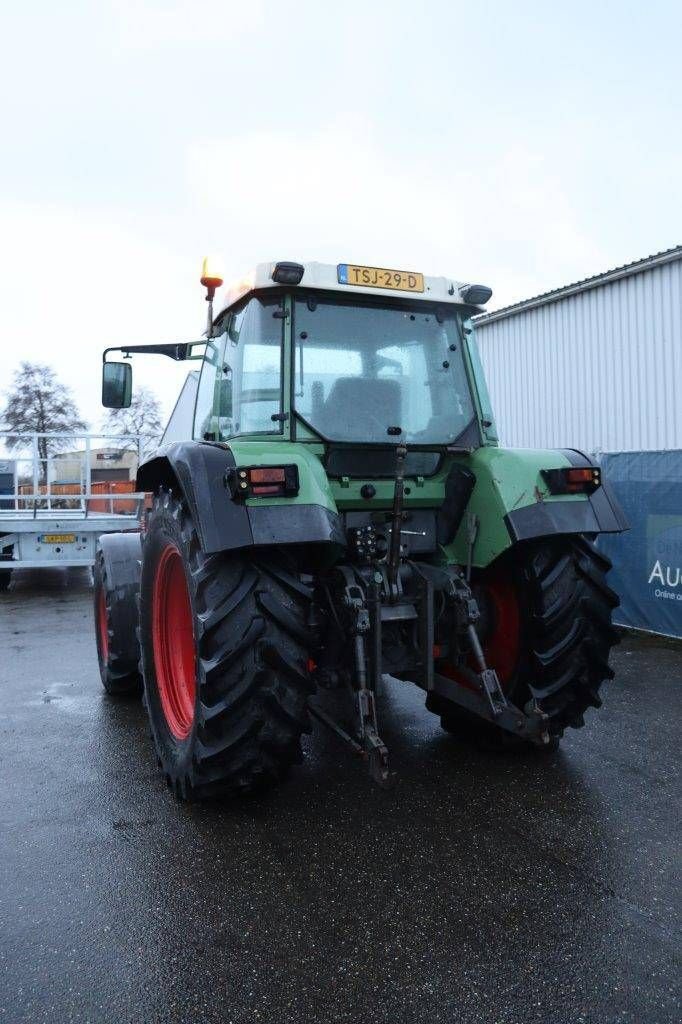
[0,568,680,1024]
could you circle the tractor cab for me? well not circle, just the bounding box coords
[103,259,498,458]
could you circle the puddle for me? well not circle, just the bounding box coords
[28,681,98,716]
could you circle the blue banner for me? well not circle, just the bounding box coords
[598,451,682,638]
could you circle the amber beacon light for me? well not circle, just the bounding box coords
[200,256,224,292]
[200,256,224,336]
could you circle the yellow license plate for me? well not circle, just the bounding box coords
[338,264,424,292]
[40,534,76,544]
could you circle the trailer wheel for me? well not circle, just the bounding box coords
[93,546,142,697]
[139,490,313,800]
[0,569,12,592]
[435,536,619,745]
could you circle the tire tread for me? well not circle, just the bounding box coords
[139,492,313,800]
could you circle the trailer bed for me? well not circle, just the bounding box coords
[0,508,142,569]
[0,431,146,573]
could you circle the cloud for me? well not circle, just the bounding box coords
[113,0,264,49]
[186,118,605,308]
[0,202,200,429]
[0,121,608,442]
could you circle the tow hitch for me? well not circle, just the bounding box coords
[308,691,395,787]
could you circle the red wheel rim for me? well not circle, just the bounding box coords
[478,579,521,686]
[97,588,109,662]
[152,544,196,740]
[440,576,521,692]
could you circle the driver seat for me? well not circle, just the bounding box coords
[316,377,402,440]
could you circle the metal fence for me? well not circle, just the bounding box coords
[0,432,147,572]
[0,432,146,515]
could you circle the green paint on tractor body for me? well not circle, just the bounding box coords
[229,437,584,568]
[444,446,582,566]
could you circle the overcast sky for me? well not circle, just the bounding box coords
[0,0,680,429]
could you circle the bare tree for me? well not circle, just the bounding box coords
[1,362,87,474]
[103,386,163,456]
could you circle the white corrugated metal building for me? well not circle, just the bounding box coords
[474,246,682,453]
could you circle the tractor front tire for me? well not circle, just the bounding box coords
[139,490,314,800]
[436,536,619,745]
[94,546,142,697]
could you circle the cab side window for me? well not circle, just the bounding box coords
[218,297,283,439]
[193,297,283,442]
[193,336,225,441]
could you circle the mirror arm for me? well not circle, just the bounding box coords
[102,343,193,363]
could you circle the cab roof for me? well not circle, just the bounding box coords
[215,261,491,320]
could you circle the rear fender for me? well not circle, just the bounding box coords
[444,447,628,569]
[136,441,345,555]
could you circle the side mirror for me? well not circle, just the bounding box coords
[102,361,132,408]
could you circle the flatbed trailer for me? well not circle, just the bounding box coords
[0,432,145,584]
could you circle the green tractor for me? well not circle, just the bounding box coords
[94,259,627,797]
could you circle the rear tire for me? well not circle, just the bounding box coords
[139,489,314,800]
[0,569,11,592]
[94,546,142,696]
[435,535,619,744]
[520,536,619,734]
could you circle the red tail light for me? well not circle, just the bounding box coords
[232,464,299,498]
[542,466,601,495]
